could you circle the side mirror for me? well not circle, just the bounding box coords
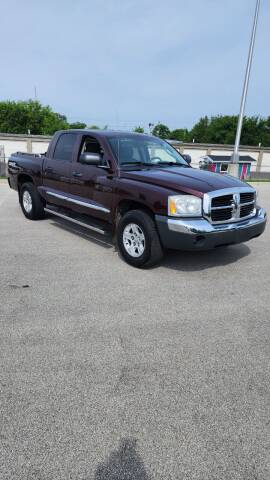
[182,154,191,165]
[79,152,101,165]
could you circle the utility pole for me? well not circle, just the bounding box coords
[228,0,260,177]
[148,123,154,134]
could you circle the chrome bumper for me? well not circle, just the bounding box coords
[155,208,267,251]
[167,208,266,234]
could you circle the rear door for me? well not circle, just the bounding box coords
[41,133,78,207]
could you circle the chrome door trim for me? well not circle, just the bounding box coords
[67,197,110,213]
[46,191,110,213]
[47,192,67,200]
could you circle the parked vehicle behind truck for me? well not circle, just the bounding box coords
[8,130,266,267]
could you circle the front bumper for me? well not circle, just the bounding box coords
[155,208,267,250]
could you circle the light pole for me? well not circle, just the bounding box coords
[228,0,260,177]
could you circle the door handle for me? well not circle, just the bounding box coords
[45,166,53,173]
[72,172,82,178]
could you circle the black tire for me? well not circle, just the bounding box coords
[117,210,163,268]
[19,182,45,220]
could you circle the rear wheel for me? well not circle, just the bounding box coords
[117,210,163,268]
[19,182,45,220]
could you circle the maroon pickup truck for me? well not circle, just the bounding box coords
[8,129,266,267]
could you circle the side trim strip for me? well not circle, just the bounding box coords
[68,197,110,213]
[46,191,110,213]
[47,192,67,200]
[44,208,106,235]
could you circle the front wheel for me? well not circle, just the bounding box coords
[117,210,163,268]
[19,182,45,220]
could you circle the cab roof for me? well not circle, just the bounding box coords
[59,129,151,138]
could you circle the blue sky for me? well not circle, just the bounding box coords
[1,0,269,130]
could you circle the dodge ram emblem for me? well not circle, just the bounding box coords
[231,193,240,219]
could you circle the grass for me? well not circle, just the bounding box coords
[246,179,270,183]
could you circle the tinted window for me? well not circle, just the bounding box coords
[108,136,188,166]
[53,133,77,161]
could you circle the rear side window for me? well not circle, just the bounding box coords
[53,133,77,161]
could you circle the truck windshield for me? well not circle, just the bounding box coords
[108,135,188,168]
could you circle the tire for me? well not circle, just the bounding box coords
[19,182,45,220]
[117,210,163,268]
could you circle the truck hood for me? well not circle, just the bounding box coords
[120,166,247,196]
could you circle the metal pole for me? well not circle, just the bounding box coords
[230,0,260,173]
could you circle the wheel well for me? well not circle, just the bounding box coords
[17,174,33,191]
[117,200,154,220]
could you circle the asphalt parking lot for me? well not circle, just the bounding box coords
[0,180,269,480]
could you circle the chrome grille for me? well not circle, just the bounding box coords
[212,195,233,208]
[240,203,255,218]
[211,208,233,222]
[240,192,255,204]
[203,188,256,224]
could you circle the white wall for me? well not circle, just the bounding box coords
[31,141,50,154]
[261,152,270,172]
[1,140,28,158]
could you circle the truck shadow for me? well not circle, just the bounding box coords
[161,243,251,271]
[94,438,150,480]
[49,218,114,249]
[47,216,251,271]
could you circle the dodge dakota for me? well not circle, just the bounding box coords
[8,130,266,267]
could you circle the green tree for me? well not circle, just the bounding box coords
[240,116,269,146]
[88,125,100,130]
[133,126,144,133]
[259,116,270,146]
[69,122,87,129]
[170,128,189,142]
[189,116,209,143]
[189,115,270,146]
[152,123,171,139]
[41,109,69,135]
[0,100,69,135]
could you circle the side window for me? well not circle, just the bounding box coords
[53,133,77,161]
[80,136,105,164]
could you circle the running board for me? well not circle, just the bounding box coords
[44,207,106,235]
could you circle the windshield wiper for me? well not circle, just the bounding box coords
[153,161,188,167]
[120,161,155,167]
[120,161,189,168]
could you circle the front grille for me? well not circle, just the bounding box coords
[207,189,256,224]
[212,195,233,208]
[240,204,255,218]
[240,192,255,204]
[211,208,233,222]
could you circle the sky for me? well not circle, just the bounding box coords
[1,0,269,131]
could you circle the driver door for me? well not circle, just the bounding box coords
[69,134,113,221]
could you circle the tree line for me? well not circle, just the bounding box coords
[0,100,92,135]
[141,116,270,147]
[0,100,270,147]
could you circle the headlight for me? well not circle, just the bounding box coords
[168,195,202,217]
